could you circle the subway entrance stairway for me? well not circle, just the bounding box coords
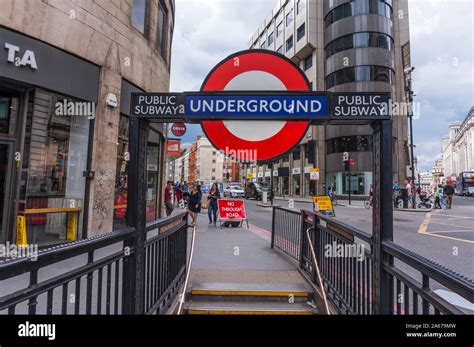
[177,215,319,315]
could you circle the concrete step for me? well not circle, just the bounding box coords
[189,282,312,302]
[187,301,316,315]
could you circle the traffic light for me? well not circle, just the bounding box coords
[307,140,315,164]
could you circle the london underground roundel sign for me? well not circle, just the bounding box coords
[200,50,311,163]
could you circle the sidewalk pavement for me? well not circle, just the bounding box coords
[187,209,308,286]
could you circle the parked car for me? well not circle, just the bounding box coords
[245,182,274,201]
[224,185,245,198]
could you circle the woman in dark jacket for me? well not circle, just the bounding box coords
[188,185,202,226]
[207,183,220,226]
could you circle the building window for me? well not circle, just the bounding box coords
[304,54,312,70]
[326,135,373,154]
[286,35,293,52]
[286,8,294,26]
[268,31,274,45]
[276,45,283,54]
[131,0,148,34]
[156,1,168,60]
[293,146,301,161]
[324,0,393,28]
[325,65,394,89]
[297,0,305,15]
[260,41,266,49]
[325,32,393,59]
[276,22,283,37]
[297,23,305,41]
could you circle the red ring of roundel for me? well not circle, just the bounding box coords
[200,51,310,163]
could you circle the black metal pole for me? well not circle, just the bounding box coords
[123,117,148,314]
[348,161,351,205]
[371,120,393,314]
[270,162,274,205]
[409,113,416,209]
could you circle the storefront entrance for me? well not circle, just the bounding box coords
[0,142,14,244]
[0,88,22,245]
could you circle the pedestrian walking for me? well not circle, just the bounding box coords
[444,182,455,209]
[434,190,442,209]
[165,181,174,216]
[405,180,412,206]
[188,184,202,226]
[207,183,220,226]
[437,185,448,209]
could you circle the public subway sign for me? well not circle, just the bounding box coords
[132,93,185,121]
[130,91,390,122]
[331,93,390,118]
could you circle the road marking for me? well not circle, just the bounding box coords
[417,212,474,243]
[429,221,474,230]
[417,212,431,234]
[429,230,474,234]
[422,232,474,244]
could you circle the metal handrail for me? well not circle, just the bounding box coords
[0,227,135,279]
[177,224,196,315]
[382,240,474,301]
[302,209,373,244]
[305,227,331,315]
[146,211,188,232]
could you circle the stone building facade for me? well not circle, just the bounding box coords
[246,0,411,198]
[0,0,175,246]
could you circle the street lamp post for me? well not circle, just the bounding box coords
[405,67,416,209]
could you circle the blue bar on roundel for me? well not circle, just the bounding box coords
[185,94,328,119]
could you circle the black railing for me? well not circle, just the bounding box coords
[271,206,302,260]
[0,212,188,315]
[271,207,474,315]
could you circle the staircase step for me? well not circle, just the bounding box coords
[190,282,311,302]
[187,301,315,315]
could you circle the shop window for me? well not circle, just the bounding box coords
[0,96,19,135]
[114,115,129,230]
[293,174,301,196]
[146,131,161,223]
[21,91,91,245]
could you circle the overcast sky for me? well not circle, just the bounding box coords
[170,0,474,172]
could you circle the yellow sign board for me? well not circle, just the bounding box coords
[247,172,254,179]
[313,195,335,216]
[16,215,27,247]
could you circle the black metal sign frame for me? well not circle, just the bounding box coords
[130,91,391,124]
